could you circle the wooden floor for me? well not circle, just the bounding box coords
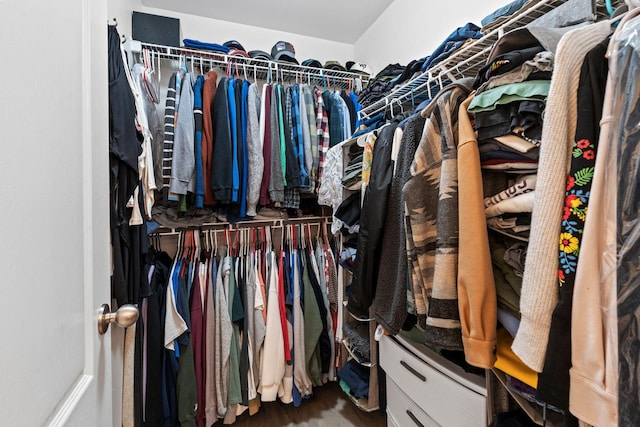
[217,382,387,427]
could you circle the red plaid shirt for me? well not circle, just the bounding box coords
[315,87,330,194]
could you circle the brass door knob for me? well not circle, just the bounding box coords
[97,303,139,335]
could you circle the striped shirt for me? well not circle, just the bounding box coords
[161,72,177,191]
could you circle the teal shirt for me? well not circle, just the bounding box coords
[468,80,551,113]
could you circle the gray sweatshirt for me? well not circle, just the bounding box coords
[269,85,285,203]
[170,72,195,195]
[246,83,263,215]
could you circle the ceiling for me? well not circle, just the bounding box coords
[141,0,395,43]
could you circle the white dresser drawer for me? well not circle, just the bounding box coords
[380,335,486,427]
[387,378,440,427]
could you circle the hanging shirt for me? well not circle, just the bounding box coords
[314,88,330,191]
[259,250,285,401]
[215,251,232,417]
[302,85,319,192]
[193,75,205,208]
[349,91,363,131]
[276,85,287,187]
[246,83,263,216]
[293,85,309,189]
[240,80,250,217]
[326,90,344,147]
[167,67,187,202]
[211,77,233,202]
[260,85,273,206]
[228,78,240,202]
[162,73,178,192]
[204,253,218,426]
[298,85,313,191]
[202,71,218,206]
[268,85,285,202]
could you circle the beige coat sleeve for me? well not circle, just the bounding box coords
[457,94,497,369]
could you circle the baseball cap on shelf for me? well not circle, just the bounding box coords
[271,41,298,64]
[223,40,245,51]
[249,50,273,61]
[302,58,323,69]
[346,61,372,76]
[323,60,346,71]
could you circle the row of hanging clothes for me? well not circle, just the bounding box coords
[318,1,640,425]
[137,222,340,426]
[128,47,364,227]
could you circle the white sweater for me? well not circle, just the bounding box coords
[512,21,611,372]
[259,251,285,401]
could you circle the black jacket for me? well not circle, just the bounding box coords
[374,114,426,333]
[347,121,398,318]
[211,77,233,202]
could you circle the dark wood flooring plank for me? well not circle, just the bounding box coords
[216,382,387,427]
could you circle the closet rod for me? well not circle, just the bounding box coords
[151,215,333,237]
[132,41,369,89]
[358,0,568,120]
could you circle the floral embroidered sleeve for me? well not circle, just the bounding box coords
[558,138,597,282]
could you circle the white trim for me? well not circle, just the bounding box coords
[44,375,94,427]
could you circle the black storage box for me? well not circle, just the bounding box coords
[132,11,180,47]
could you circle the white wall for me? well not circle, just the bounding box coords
[354,0,512,75]
[108,0,354,68]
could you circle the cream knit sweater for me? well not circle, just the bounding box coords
[512,20,611,372]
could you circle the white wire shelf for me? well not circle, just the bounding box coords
[358,0,569,119]
[133,41,369,90]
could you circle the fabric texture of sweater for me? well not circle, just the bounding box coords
[204,256,217,426]
[246,83,262,216]
[193,75,205,208]
[374,114,426,333]
[292,250,312,397]
[211,77,233,202]
[170,72,195,195]
[512,21,611,372]
[536,39,608,410]
[161,73,177,191]
[214,252,232,418]
[457,93,497,369]
[259,85,272,206]
[269,85,285,203]
[259,251,285,401]
[403,79,473,338]
[201,71,218,206]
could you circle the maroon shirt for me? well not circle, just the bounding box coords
[259,85,272,206]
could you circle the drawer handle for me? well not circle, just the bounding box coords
[400,360,426,382]
[406,409,425,427]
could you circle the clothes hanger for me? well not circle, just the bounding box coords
[322,221,330,250]
[214,229,219,258]
[251,228,257,254]
[224,228,230,255]
[307,223,314,251]
[195,230,201,263]
[175,231,183,260]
